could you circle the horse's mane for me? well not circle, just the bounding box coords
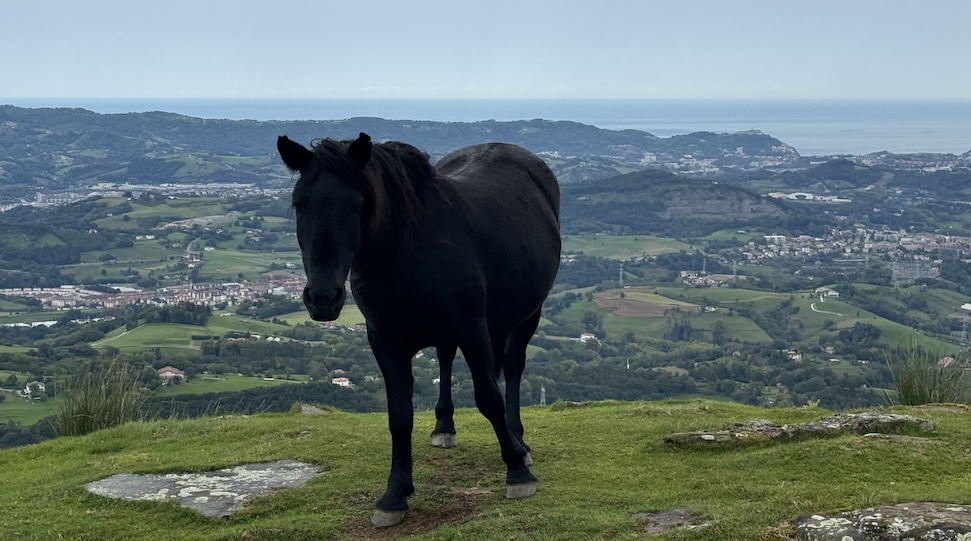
[311,138,442,243]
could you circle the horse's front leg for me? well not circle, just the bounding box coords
[431,344,457,448]
[370,336,416,527]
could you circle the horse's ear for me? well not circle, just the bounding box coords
[348,132,372,167]
[277,135,313,173]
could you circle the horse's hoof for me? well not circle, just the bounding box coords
[371,509,407,528]
[505,482,536,499]
[431,433,457,448]
[524,452,533,466]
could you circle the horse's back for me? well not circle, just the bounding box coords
[436,143,560,220]
[431,143,560,329]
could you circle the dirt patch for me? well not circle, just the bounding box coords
[338,451,500,539]
[339,488,488,540]
[593,290,685,318]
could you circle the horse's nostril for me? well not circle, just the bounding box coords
[303,286,344,310]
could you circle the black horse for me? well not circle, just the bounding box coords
[278,133,560,527]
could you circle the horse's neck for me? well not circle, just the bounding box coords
[354,169,437,274]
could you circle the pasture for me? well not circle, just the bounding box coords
[561,234,690,259]
[94,315,302,354]
[94,323,211,353]
[87,306,369,354]
[654,285,962,353]
[152,374,303,397]
[93,198,230,231]
[0,394,57,425]
[4,400,971,540]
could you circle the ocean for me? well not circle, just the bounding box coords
[5,98,971,157]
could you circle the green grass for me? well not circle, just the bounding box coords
[2,399,970,540]
[94,323,210,353]
[90,307,368,354]
[0,298,33,311]
[0,370,31,382]
[79,240,182,263]
[272,306,366,328]
[654,286,790,305]
[692,312,773,343]
[0,395,58,424]
[36,232,66,246]
[561,234,691,259]
[202,250,303,281]
[205,314,294,336]
[652,286,961,353]
[95,317,296,353]
[0,310,64,325]
[153,374,302,396]
[553,288,776,343]
[696,228,762,243]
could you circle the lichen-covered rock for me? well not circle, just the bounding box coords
[664,412,933,446]
[794,502,971,540]
[85,459,323,517]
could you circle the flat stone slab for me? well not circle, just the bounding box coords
[794,502,971,540]
[664,411,933,446]
[634,508,710,534]
[85,459,323,517]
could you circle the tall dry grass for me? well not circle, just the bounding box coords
[51,362,146,436]
[886,345,968,405]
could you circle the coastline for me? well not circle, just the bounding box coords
[3,98,970,156]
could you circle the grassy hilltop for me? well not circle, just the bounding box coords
[3,399,970,540]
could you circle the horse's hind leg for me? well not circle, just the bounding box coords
[460,318,536,500]
[503,308,541,466]
[431,344,457,448]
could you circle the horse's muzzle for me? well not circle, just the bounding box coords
[303,285,346,321]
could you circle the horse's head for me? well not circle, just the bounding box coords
[278,133,373,321]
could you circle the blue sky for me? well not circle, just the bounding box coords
[2,0,969,100]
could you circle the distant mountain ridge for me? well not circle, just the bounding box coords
[0,105,801,192]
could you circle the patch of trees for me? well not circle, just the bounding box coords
[653,251,727,273]
[0,420,57,450]
[139,303,212,326]
[555,256,622,288]
[235,295,303,320]
[734,297,801,343]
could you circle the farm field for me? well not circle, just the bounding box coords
[93,197,229,229]
[152,374,304,397]
[691,311,774,343]
[654,285,962,353]
[274,306,365,328]
[0,394,57,425]
[696,228,762,243]
[561,234,691,259]
[655,286,791,305]
[0,310,73,325]
[556,290,710,341]
[202,249,301,277]
[94,323,212,353]
[87,306,368,354]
